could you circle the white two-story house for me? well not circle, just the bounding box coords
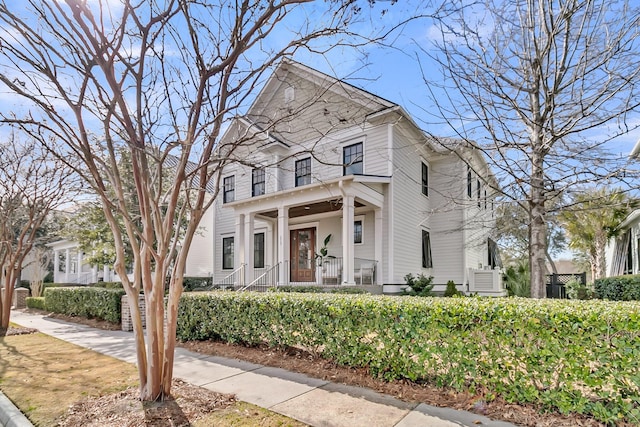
[208,60,504,295]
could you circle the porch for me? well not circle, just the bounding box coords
[216,257,379,292]
[222,175,388,289]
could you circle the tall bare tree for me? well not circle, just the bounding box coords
[424,0,640,297]
[0,0,405,400]
[0,135,77,332]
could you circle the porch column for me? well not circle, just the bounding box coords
[103,265,110,282]
[375,208,383,285]
[77,251,84,282]
[235,213,245,286]
[277,206,289,285]
[65,248,70,283]
[53,250,60,283]
[244,213,255,282]
[342,195,355,284]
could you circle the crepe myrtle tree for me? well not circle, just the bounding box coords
[425,0,640,297]
[0,0,413,400]
[0,135,78,332]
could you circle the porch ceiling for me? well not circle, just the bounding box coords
[258,199,365,219]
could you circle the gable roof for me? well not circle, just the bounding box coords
[247,59,396,119]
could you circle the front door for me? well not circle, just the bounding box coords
[291,228,316,282]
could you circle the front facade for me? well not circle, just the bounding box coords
[208,60,503,295]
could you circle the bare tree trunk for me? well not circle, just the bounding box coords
[530,149,548,299]
[1,267,16,329]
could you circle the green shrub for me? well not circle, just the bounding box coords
[26,297,46,310]
[402,273,433,296]
[330,287,369,294]
[444,280,462,297]
[177,293,640,423]
[91,281,124,289]
[503,262,530,297]
[182,277,213,292]
[44,287,125,323]
[594,275,640,301]
[565,279,592,300]
[270,286,325,293]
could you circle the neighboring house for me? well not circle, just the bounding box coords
[48,218,214,284]
[606,209,640,277]
[605,139,640,277]
[210,60,504,295]
[48,240,104,284]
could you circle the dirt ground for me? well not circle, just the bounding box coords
[22,313,620,427]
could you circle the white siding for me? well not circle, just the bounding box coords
[387,123,432,283]
[185,201,214,277]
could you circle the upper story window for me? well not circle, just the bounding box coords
[223,176,235,203]
[467,167,472,198]
[343,142,363,176]
[252,168,265,197]
[421,162,429,197]
[476,178,481,207]
[295,158,311,187]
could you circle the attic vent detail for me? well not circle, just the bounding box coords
[284,86,295,103]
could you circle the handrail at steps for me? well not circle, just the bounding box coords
[238,263,279,292]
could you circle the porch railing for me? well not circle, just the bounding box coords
[354,258,377,285]
[238,263,279,292]
[213,264,245,290]
[319,257,342,285]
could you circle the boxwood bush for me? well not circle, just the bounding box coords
[26,297,46,310]
[44,287,125,323]
[177,293,640,424]
[594,275,640,301]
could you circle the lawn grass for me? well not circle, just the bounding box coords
[0,330,305,426]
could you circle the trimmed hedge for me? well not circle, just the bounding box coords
[269,286,369,294]
[594,275,640,301]
[177,293,640,424]
[26,297,45,310]
[44,287,125,324]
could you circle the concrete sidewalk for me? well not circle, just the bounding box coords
[9,310,515,427]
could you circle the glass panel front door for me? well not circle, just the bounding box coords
[290,228,316,282]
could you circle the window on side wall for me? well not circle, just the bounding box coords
[354,219,363,244]
[467,167,472,198]
[422,230,433,268]
[343,142,363,175]
[222,237,234,270]
[422,162,429,197]
[295,158,311,187]
[254,233,265,269]
[476,178,481,208]
[223,176,235,203]
[252,168,265,197]
[487,238,502,269]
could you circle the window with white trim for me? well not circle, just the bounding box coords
[343,142,363,175]
[223,176,235,203]
[222,237,234,270]
[421,162,429,197]
[422,230,433,268]
[252,168,265,197]
[295,158,311,187]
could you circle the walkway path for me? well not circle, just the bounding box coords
[9,310,515,427]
